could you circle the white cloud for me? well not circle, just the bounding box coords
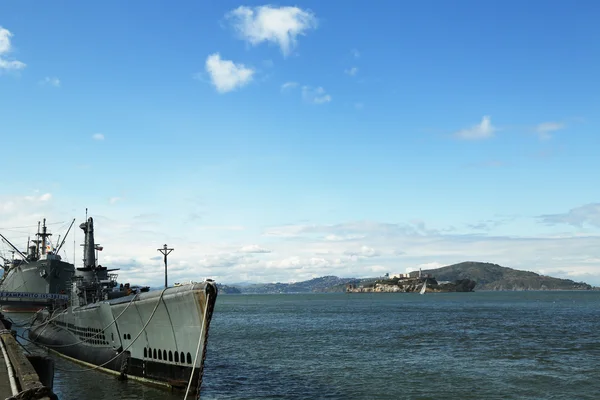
[0,193,54,232]
[538,203,600,228]
[281,81,298,91]
[302,86,331,104]
[351,49,360,58]
[535,121,565,140]
[92,133,105,141]
[253,220,600,284]
[454,116,496,140]
[109,197,121,205]
[324,234,365,241]
[40,77,60,87]
[205,53,254,93]
[238,245,271,253]
[344,245,380,258]
[0,28,10,54]
[345,67,358,76]
[263,224,308,237]
[3,197,600,286]
[22,193,52,202]
[354,102,364,110]
[197,225,245,231]
[226,5,317,56]
[0,27,26,71]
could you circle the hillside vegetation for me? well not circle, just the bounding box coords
[423,262,592,291]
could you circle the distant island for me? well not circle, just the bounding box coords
[345,274,476,293]
[422,261,594,291]
[216,262,596,294]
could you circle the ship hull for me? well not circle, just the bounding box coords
[0,259,74,313]
[29,282,217,393]
[2,305,46,313]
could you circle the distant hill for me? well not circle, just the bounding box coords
[240,276,361,294]
[423,261,593,291]
[216,262,595,294]
[216,284,242,294]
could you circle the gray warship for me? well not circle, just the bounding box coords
[0,219,75,312]
[29,216,218,395]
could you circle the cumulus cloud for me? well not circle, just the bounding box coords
[3,198,600,286]
[453,116,496,140]
[39,77,60,87]
[0,193,55,241]
[238,244,271,254]
[302,86,331,104]
[226,5,317,56]
[0,27,26,71]
[92,133,105,141]
[205,53,254,93]
[254,218,600,284]
[344,245,381,258]
[535,121,565,140]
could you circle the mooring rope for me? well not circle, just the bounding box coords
[41,288,167,373]
[41,293,140,348]
[0,332,19,395]
[183,293,210,400]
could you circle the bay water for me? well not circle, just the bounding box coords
[18,291,600,399]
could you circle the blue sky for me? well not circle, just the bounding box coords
[1,0,600,286]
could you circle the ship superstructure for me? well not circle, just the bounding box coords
[0,219,76,312]
[29,216,218,395]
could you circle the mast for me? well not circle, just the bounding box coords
[38,218,52,255]
[80,215,96,268]
[56,218,76,254]
[35,221,40,257]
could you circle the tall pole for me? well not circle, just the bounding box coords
[158,244,174,289]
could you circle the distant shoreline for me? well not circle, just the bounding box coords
[219,288,600,295]
[216,262,597,294]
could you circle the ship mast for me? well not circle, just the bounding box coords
[34,221,40,257]
[37,218,52,256]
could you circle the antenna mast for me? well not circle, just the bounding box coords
[157,244,174,289]
[38,218,52,256]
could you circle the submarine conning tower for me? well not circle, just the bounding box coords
[80,217,96,268]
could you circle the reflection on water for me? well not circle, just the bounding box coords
[10,292,600,399]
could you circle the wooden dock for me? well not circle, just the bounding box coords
[0,317,57,400]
